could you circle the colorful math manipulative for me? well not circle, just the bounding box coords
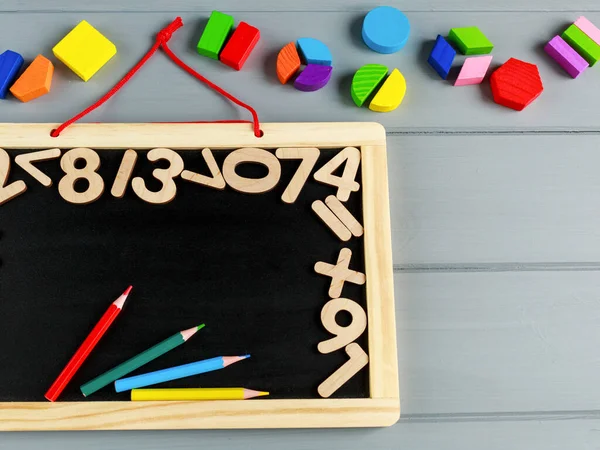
[428,35,456,80]
[0,50,24,99]
[455,55,493,86]
[490,58,544,111]
[52,20,116,81]
[544,16,600,78]
[350,64,406,112]
[197,10,260,70]
[10,55,54,102]
[361,6,410,54]
[448,26,494,55]
[276,38,333,92]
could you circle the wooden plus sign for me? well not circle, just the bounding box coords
[314,248,366,298]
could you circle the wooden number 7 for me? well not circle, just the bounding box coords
[276,147,320,203]
[0,148,27,206]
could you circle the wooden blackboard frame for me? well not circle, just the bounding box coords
[0,122,398,430]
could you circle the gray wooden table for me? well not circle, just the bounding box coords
[2,1,600,448]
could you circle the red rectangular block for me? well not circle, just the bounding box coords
[219,22,260,70]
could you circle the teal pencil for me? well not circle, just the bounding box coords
[80,324,205,397]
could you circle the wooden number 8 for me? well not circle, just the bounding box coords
[318,297,367,354]
[58,148,105,205]
[132,148,184,204]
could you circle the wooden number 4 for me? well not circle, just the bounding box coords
[0,148,27,206]
[276,147,320,203]
[313,147,360,202]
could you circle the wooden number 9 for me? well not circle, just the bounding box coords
[58,148,104,205]
[318,297,367,354]
[132,148,184,204]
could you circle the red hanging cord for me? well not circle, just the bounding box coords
[51,17,262,138]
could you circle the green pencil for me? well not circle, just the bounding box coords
[80,324,205,397]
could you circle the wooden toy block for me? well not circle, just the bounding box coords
[490,58,543,111]
[0,50,24,99]
[454,55,493,86]
[197,11,234,60]
[544,35,589,78]
[276,42,301,84]
[9,55,54,102]
[574,16,600,47]
[369,68,406,112]
[52,20,116,82]
[448,26,493,55]
[219,22,260,70]
[297,38,332,66]
[428,35,456,79]
[562,24,600,66]
[361,6,410,54]
[293,64,333,92]
[351,64,388,107]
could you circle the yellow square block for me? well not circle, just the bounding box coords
[52,20,117,81]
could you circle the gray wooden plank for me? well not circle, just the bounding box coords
[387,134,600,264]
[0,12,598,132]
[1,417,599,450]
[2,0,600,12]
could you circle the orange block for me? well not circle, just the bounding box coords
[10,55,53,102]
[276,42,301,84]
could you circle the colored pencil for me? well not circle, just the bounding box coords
[44,286,132,402]
[80,324,205,397]
[114,355,250,392]
[131,387,269,401]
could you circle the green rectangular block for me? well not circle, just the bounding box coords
[562,24,600,66]
[197,10,234,59]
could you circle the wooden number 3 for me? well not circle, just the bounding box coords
[58,148,105,205]
[132,148,184,204]
[318,297,367,354]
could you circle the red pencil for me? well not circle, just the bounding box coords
[44,286,132,402]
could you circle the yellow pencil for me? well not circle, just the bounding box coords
[131,387,269,401]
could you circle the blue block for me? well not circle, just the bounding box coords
[0,50,24,99]
[427,35,456,79]
[362,6,410,54]
[297,38,332,66]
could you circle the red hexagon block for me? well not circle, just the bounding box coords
[490,58,544,111]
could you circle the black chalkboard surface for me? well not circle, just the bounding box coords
[0,148,367,402]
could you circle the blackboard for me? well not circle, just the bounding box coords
[0,123,398,430]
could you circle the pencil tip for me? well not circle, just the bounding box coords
[243,354,251,359]
[259,391,269,397]
[123,285,133,297]
[197,324,205,331]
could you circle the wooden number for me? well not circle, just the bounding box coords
[111,149,138,198]
[181,148,226,190]
[132,148,184,204]
[275,147,320,203]
[318,297,367,354]
[222,148,281,194]
[58,148,104,205]
[313,147,361,201]
[14,148,61,187]
[0,148,27,206]
[318,343,369,398]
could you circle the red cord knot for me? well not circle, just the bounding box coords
[156,17,184,43]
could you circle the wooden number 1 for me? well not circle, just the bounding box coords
[275,147,320,203]
[0,148,27,206]
[132,148,184,204]
[318,343,369,398]
[318,297,367,354]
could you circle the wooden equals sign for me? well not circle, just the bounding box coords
[312,195,364,242]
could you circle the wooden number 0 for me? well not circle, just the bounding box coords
[132,148,184,204]
[0,148,27,206]
[222,148,281,194]
[318,297,367,354]
[58,148,104,205]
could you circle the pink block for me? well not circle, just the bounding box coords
[454,55,493,86]
[574,16,600,46]
[544,35,588,78]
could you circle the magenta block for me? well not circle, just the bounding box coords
[544,35,589,78]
